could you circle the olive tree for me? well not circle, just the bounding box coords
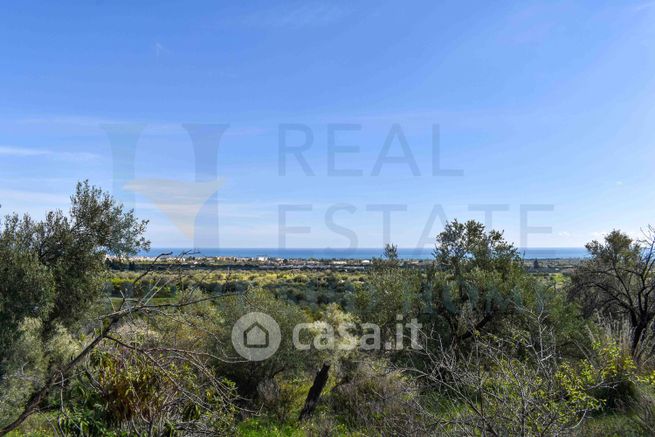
[0,181,150,433]
[353,244,423,333]
[570,228,655,358]
[0,180,149,368]
[429,219,526,342]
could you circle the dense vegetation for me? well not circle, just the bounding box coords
[2,183,655,436]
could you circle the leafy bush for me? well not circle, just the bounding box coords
[212,288,320,396]
[329,359,425,435]
[58,330,238,436]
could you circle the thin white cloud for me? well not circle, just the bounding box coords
[12,115,116,127]
[0,189,70,207]
[6,115,269,139]
[0,146,100,162]
[0,146,48,157]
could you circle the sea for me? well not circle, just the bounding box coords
[140,247,589,260]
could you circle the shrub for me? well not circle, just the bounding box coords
[329,359,425,435]
[212,288,320,396]
[58,328,238,436]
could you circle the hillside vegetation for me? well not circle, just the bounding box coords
[2,183,655,436]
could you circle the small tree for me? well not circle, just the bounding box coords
[0,181,149,372]
[570,228,655,358]
[0,181,149,433]
[430,220,525,342]
[408,308,607,436]
[354,244,422,333]
[0,182,241,435]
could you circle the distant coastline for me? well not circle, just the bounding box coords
[139,247,589,260]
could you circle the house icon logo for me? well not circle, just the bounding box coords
[231,312,281,361]
[244,321,269,348]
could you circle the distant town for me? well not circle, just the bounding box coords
[108,253,584,274]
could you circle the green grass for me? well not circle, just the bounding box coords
[238,419,306,437]
[576,413,643,437]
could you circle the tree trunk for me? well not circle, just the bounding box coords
[299,363,330,421]
[632,319,648,358]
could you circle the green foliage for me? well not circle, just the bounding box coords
[257,377,311,423]
[0,181,149,367]
[560,331,646,411]
[212,288,318,396]
[0,181,149,431]
[577,413,643,437]
[238,419,305,437]
[432,330,605,436]
[58,332,238,436]
[5,194,655,437]
[434,219,521,280]
[0,238,54,362]
[0,319,48,425]
[329,359,424,434]
[0,317,84,429]
[353,244,422,338]
[570,228,655,357]
[30,181,148,328]
[413,220,527,345]
[237,414,358,437]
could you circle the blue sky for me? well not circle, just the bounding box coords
[1,1,654,249]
